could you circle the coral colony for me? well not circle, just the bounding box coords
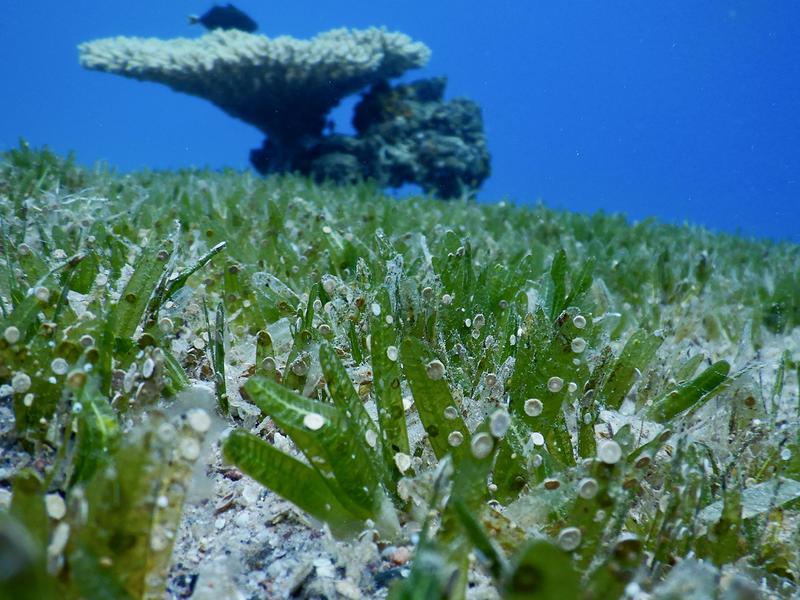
[79,28,490,198]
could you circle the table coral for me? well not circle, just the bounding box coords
[79,28,430,171]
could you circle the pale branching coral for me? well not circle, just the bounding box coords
[79,28,430,170]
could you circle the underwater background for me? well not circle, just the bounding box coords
[0,1,798,241]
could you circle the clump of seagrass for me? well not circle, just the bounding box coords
[78,28,430,172]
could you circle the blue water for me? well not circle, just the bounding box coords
[1,2,798,242]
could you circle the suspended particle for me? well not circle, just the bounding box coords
[3,326,20,344]
[573,315,587,329]
[582,412,593,424]
[464,318,472,328]
[448,431,464,447]
[318,323,332,336]
[303,413,325,431]
[11,372,31,394]
[544,478,561,490]
[571,337,587,353]
[23,393,34,407]
[386,345,399,362]
[371,302,381,316]
[473,313,485,329]
[598,440,623,464]
[394,452,412,473]
[567,381,578,394]
[34,286,50,302]
[524,398,544,417]
[547,376,564,393]
[485,372,497,387]
[422,287,434,300]
[441,294,453,305]
[471,432,494,459]
[531,454,543,468]
[79,334,95,347]
[509,334,517,346]
[385,315,394,325]
[321,225,333,235]
[577,477,599,499]
[557,527,582,551]
[426,359,446,380]
[530,432,545,446]
[490,409,510,438]
[780,448,792,461]
[51,358,69,375]
[443,406,459,420]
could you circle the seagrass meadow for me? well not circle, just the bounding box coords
[1,142,799,599]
